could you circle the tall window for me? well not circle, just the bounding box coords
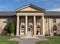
[29,18,32,22]
[21,18,25,22]
[53,25,57,30]
[53,18,56,23]
[46,18,47,23]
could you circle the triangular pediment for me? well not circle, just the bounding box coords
[17,7,38,11]
[16,4,45,13]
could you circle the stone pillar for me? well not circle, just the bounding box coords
[16,16,19,36]
[25,16,27,37]
[49,19,53,36]
[42,16,45,36]
[34,16,36,36]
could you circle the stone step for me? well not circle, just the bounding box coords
[20,38,38,40]
[20,36,38,39]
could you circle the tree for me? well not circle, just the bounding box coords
[8,21,15,36]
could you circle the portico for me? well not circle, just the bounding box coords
[0,4,60,36]
[16,4,45,37]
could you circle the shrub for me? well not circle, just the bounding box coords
[8,21,15,36]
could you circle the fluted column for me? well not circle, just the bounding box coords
[42,16,45,36]
[16,16,19,36]
[34,16,36,36]
[25,16,27,36]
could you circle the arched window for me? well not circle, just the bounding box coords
[20,25,25,33]
[36,25,40,35]
[53,25,57,30]
[21,25,25,30]
[30,25,32,28]
[21,25,25,28]
[28,25,32,31]
[37,25,40,28]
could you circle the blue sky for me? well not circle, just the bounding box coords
[0,0,60,11]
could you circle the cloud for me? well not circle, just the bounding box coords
[47,8,60,11]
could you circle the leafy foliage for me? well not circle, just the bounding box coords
[8,21,15,35]
[0,36,18,44]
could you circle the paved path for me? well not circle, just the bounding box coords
[19,39,38,44]
[9,36,47,44]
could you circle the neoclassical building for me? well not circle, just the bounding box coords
[0,4,60,37]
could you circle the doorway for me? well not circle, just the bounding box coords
[27,26,32,37]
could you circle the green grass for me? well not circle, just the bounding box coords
[36,36,60,44]
[0,36,18,44]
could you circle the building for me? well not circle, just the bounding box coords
[0,4,60,37]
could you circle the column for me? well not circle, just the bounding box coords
[42,16,45,36]
[49,19,53,36]
[34,16,36,36]
[16,16,19,36]
[25,16,27,36]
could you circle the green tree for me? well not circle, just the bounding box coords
[8,21,15,36]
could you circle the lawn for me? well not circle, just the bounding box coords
[0,36,18,44]
[36,36,60,44]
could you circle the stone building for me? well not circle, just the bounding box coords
[0,4,60,37]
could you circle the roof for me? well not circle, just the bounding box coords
[45,11,60,17]
[0,11,60,17]
[16,4,45,13]
[0,11,16,16]
[0,4,60,17]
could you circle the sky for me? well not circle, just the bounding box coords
[0,0,60,11]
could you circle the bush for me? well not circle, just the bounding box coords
[8,21,15,36]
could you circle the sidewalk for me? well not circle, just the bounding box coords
[9,36,47,44]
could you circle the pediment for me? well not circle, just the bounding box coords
[16,4,45,13]
[17,7,38,11]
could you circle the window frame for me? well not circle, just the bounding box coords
[53,18,56,23]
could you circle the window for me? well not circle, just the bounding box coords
[36,25,40,35]
[21,18,25,22]
[46,18,47,23]
[28,25,32,31]
[29,19,32,22]
[53,18,56,23]
[37,25,40,28]
[37,20,40,23]
[20,25,25,34]
[37,18,40,23]
[53,25,57,30]
[36,17,40,23]
[21,25,25,28]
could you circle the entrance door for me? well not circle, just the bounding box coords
[27,26,32,37]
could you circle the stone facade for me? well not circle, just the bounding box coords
[0,4,60,37]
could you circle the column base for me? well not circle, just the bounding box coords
[16,34,20,36]
[33,35,36,37]
[50,33,54,36]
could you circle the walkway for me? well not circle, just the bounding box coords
[19,39,38,44]
[9,36,47,44]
